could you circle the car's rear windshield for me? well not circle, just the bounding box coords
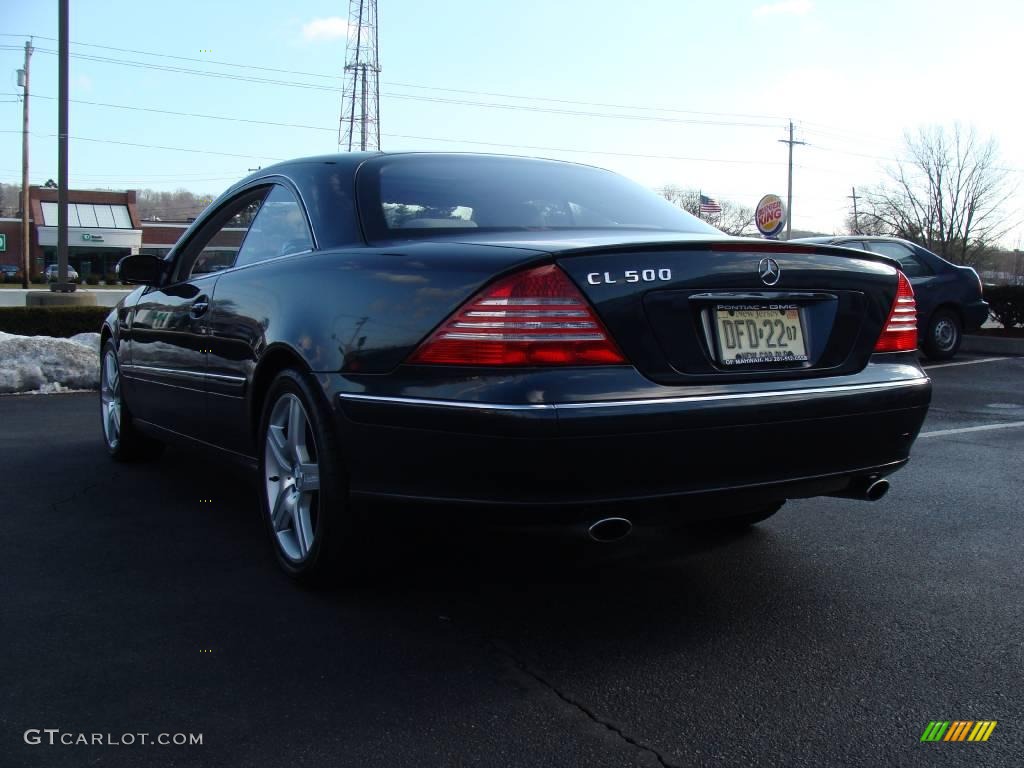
[357,155,718,239]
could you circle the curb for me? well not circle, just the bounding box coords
[961,334,1024,356]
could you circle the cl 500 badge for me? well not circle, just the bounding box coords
[587,268,672,285]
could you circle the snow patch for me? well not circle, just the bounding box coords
[0,331,102,394]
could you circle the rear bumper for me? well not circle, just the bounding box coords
[963,299,990,331]
[331,369,931,515]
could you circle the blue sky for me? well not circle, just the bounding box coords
[2,0,1022,240]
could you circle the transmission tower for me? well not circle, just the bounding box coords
[338,0,381,151]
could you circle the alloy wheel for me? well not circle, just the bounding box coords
[100,350,122,450]
[264,393,321,562]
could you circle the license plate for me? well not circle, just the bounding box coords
[714,305,808,365]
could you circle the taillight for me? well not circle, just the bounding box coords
[874,271,917,352]
[408,264,626,366]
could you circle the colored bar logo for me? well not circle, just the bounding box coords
[920,721,997,742]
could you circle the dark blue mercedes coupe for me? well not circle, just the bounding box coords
[102,153,931,582]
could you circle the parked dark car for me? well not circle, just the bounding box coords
[0,264,20,279]
[790,236,988,359]
[102,153,931,583]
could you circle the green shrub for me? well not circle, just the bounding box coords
[0,306,110,337]
[985,285,1024,328]
[30,272,44,284]
[85,274,100,285]
[104,273,119,285]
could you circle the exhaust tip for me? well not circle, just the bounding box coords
[588,517,633,543]
[865,478,890,501]
[826,475,892,502]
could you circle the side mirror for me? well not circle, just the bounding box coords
[117,254,162,285]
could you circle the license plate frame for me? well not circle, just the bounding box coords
[712,304,809,366]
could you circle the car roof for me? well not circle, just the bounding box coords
[789,234,967,269]
[208,151,691,252]
[243,151,613,187]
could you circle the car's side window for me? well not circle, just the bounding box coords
[867,241,934,277]
[234,186,313,268]
[838,240,867,250]
[173,189,269,282]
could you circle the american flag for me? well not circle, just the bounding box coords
[699,194,722,215]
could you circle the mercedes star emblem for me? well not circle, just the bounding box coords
[758,257,781,286]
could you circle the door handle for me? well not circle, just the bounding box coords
[189,296,210,318]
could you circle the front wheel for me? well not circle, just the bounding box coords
[258,369,356,584]
[100,341,163,461]
[922,309,962,360]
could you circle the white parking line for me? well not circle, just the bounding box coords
[924,356,1008,369]
[919,420,1024,438]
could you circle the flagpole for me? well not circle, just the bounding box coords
[697,189,702,221]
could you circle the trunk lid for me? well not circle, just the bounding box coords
[548,238,902,384]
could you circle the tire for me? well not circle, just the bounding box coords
[922,308,962,360]
[100,341,164,461]
[257,369,356,585]
[685,501,784,534]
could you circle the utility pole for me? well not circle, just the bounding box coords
[778,120,806,240]
[53,0,74,293]
[19,39,33,288]
[848,186,860,234]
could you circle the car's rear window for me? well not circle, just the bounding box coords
[358,155,718,239]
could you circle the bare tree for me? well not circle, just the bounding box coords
[858,124,1015,267]
[659,185,757,236]
[136,188,216,221]
[715,200,758,237]
[659,184,700,216]
[842,209,888,237]
[0,182,21,217]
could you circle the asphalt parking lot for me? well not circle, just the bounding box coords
[2,355,1022,767]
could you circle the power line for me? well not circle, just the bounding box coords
[6,91,1019,178]
[0,45,784,129]
[0,33,788,121]
[803,136,1024,174]
[4,32,1023,164]
[381,132,789,166]
[0,129,284,161]
[10,93,335,133]
[2,94,790,167]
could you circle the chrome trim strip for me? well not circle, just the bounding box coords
[338,377,929,412]
[205,371,248,383]
[121,364,246,384]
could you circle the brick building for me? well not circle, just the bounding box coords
[0,186,193,277]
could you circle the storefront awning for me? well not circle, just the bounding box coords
[36,226,141,248]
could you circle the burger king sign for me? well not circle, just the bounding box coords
[755,194,787,238]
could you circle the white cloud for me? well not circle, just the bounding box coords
[301,17,350,41]
[752,0,814,18]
